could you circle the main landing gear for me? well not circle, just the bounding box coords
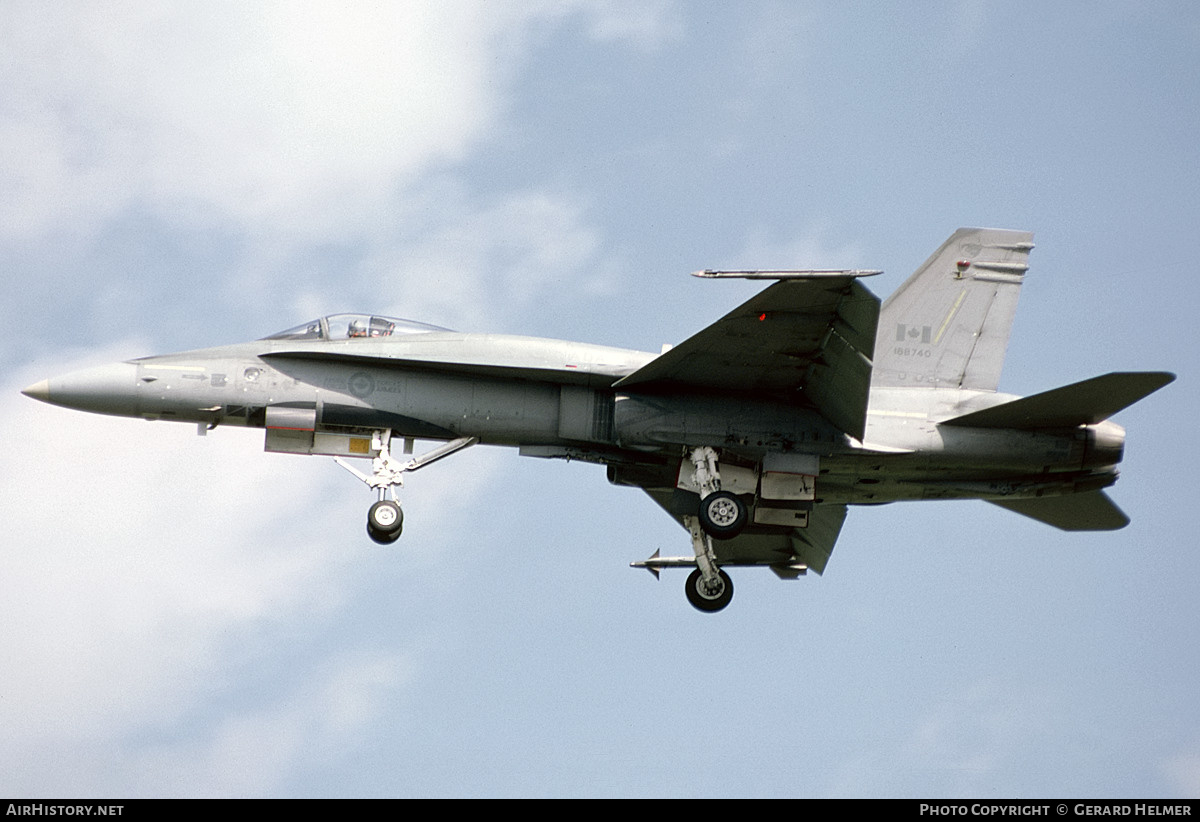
[680,446,745,611]
[335,431,477,545]
[629,446,747,612]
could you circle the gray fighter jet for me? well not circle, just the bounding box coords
[22,228,1174,611]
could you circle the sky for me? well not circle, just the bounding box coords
[1,0,1198,799]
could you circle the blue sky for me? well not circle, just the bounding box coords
[2,1,1197,798]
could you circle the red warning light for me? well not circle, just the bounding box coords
[758,313,767,322]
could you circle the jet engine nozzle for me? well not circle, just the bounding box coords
[1083,419,1125,469]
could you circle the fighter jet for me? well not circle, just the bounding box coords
[22,228,1173,612]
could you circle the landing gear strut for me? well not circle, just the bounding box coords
[682,513,734,612]
[689,446,748,539]
[336,432,477,545]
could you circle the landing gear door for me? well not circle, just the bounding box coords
[759,453,818,501]
[755,453,818,529]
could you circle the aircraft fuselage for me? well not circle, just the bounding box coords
[27,331,1125,509]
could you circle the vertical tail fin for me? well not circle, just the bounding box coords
[873,228,1034,390]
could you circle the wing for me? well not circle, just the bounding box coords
[641,487,848,576]
[613,272,881,440]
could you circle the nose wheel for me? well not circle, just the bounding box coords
[367,499,403,544]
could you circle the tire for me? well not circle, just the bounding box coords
[685,568,733,612]
[697,490,747,539]
[367,521,402,545]
[367,500,403,535]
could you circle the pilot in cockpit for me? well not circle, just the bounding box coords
[348,317,396,338]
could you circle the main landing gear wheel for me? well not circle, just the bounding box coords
[685,568,733,613]
[698,490,748,539]
[367,500,403,545]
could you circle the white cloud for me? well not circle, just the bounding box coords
[0,354,353,786]
[0,2,504,243]
[825,679,1060,797]
[0,1,679,248]
[126,651,412,797]
[1162,751,1200,797]
[0,348,506,795]
[361,184,604,330]
[238,178,608,337]
[574,0,684,50]
[733,221,867,271]
[902,681,1025,782]
[0,0,673,796]
[0,1,652,348]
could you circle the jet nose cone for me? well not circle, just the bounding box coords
[22,361,140,417]
[21,379,51,402]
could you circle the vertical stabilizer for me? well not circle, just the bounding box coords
[873,228,1034,390]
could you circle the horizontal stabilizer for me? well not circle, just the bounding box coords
[988,491,1129,531]
[942,372,1175,430]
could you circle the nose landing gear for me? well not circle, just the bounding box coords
[335,431,477,545]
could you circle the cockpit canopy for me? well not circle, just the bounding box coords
[263,313,452,341]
